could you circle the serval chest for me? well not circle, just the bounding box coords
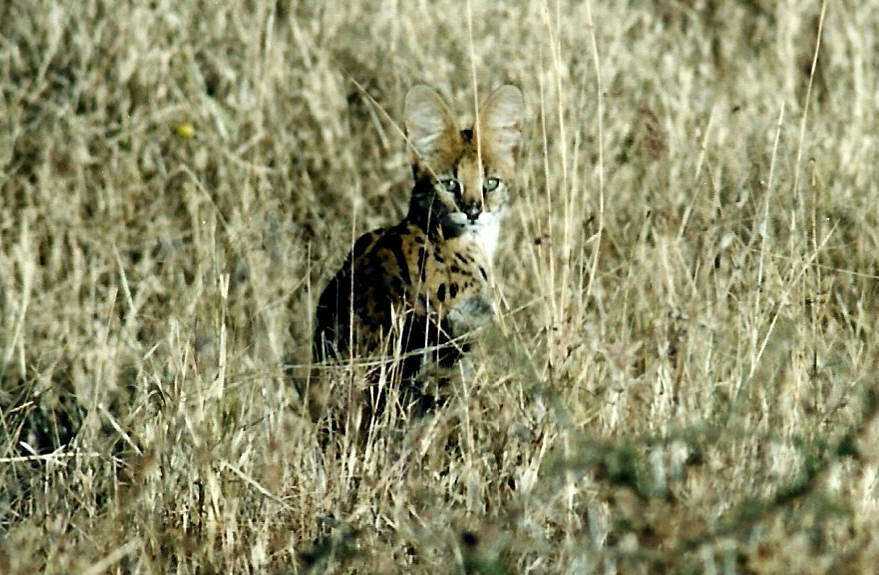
[313,221,491,372]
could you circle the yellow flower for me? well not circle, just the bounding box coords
[175,121,195,139]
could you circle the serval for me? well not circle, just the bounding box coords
[313,84,523,413]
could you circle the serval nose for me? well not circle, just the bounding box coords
[464,202,481,222]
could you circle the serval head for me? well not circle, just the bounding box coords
[403,84,524,258]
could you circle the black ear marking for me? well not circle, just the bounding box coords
[460,128,473,141]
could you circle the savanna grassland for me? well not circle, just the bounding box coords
[2,0,879,572]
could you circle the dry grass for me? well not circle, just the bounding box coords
[2,0,879,572]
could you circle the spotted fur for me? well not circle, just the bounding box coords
[313,84,524,383]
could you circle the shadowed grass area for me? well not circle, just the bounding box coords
[2,0,879,572]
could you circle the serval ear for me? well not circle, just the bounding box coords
[404,85,459,169]
[478,84,524,168]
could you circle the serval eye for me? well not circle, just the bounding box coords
[484,177,500,192]
[441,178,460,194]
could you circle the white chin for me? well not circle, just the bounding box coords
[472,213,502,259]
